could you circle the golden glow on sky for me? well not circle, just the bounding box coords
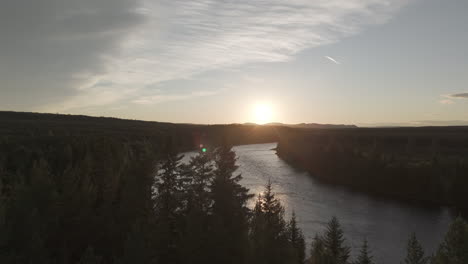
[252,102,274,124]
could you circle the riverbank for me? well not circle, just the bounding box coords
[232,143,452,264]
[275,127,468,210]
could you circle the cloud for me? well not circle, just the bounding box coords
[414,120,468,126]
[439,92,468,104]
[325,56,341,65]
[41,84,139,113]
[1,0,411,112]
[360,120,468,127]
[131,89,225,105]
[0,0,146,109]
[106,0,409,84]
[88,0,409,109]
[448,93,468,99]
[439,99,454,105]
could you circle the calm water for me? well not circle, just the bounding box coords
[183,143,453,264]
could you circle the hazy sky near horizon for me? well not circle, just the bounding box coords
[1,0,468,125]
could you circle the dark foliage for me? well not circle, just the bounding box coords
[276,127,468,209]
[432,217,468,264]
[403,233,428,264]
[311,216,350,264]
[0,111,278,263]
[250,181,295,264]
[353,239,374,264]
[288,211,306,264]
[1,112,468,264]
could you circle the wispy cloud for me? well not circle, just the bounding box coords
[439,99,454,105]
[110,0,409,84]
[448,93,468,99]
[132,89,225,105]
[439,92,468,105]
[414,120,468,126]
[0,0,147,110]
[359,120,468,127]
[28,0,411,111]
[325,56,341,65]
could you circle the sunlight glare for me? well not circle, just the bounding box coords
[253,102,274,124]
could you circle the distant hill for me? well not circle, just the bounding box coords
[264,122,357,129]
[0,111,280,149]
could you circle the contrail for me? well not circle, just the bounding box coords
[325,56,341,65]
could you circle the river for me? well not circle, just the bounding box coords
[183,143,453,264]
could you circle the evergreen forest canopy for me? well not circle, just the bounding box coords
[1,111,468,263]
[277,127,468,209]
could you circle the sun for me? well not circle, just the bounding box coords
[253,102,274,124]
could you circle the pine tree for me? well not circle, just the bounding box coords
[179,150,213,264]
[354,239,374,264]
[432,217,468,264]
[288,211,306,264]
[310,235,327,264]
[208,146,253,264]
[154,153,184,216]
[322,216,350,264]
[250,180,292,264]
[403,233,427,264]
[181,149,213,214]
[153,152,184,264]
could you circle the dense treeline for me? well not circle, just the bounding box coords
[2,112,468,263]
[0,135,159,263]
[0,111,279,149]
[2,140,468,264]
[0,134,306,263]
[276,127,468,209]
[0,111,277,263]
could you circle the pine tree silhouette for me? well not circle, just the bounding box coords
[403,232,427,264]
[322,216,350,264]
[354,239,374,264]
[310,235,327,264]
[208,146,252,264]
[250,180,295,264]
[432,217,468,264]
[288,211,306,264]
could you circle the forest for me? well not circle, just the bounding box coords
[1,112,468,263]
[276,127,468,209]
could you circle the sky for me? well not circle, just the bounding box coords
[1,0,468,126]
